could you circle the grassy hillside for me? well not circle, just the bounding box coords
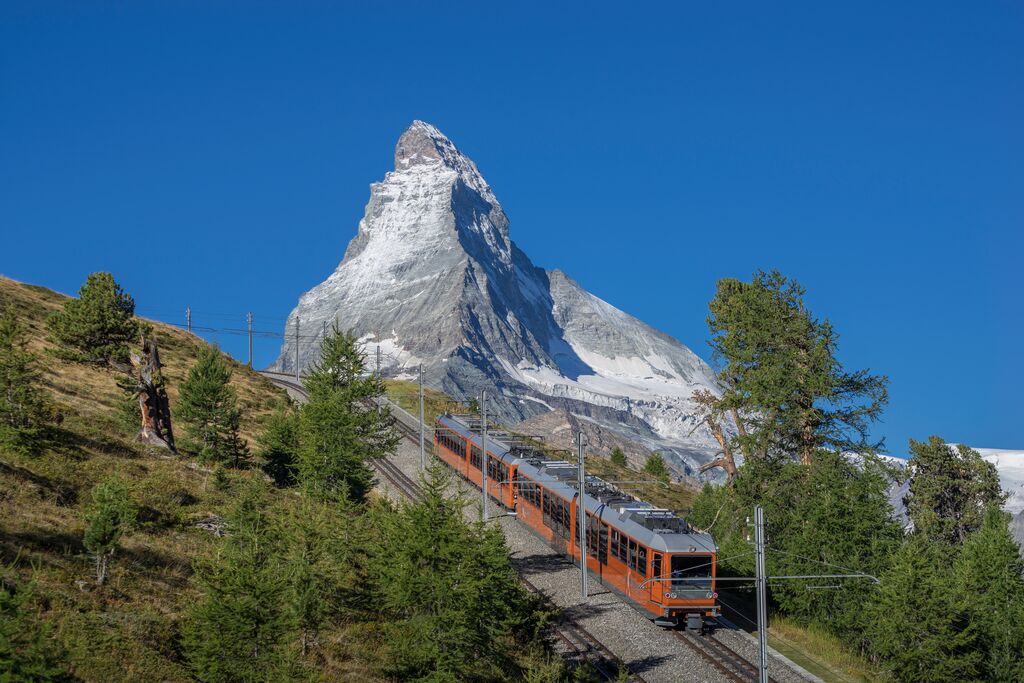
[0,276,382,681]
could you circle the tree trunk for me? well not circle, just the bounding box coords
[730,407,753,460]
[130,337,176,452]
[700,420,738,484]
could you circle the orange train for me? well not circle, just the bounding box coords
[434,413,720,630]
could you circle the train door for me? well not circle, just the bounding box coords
[650,553,664,603]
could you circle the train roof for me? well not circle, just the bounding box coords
[437,414,718,555]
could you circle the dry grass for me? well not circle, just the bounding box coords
[763,616,889,682]
[0,276,385,682]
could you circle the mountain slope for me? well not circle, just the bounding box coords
[272,121,722,474]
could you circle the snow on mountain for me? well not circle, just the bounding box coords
[874,450,1024,537]
[271,120,723,474]
[976,449,1024,515]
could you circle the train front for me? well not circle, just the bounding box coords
[654,534,720,631]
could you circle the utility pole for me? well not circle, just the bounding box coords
[418,364,426,471]
[755,505,768,683]
[186,307,192,335]
[294,316,300,382]
[376,345,382,376]
[577,431,588,601]
[246,312,253,368]
[481,390,488,522]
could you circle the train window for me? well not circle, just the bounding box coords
[652,553,662,579]
[671,555,713,593]
[637,546,647,577]
[627,539,637,570]
[610,530,622,562]
[470,445,482,470]
[518,477,540,508]
[586,515,608,564]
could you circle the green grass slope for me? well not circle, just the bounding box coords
[0,276,384,681]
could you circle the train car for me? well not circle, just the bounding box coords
[434,414,720,630]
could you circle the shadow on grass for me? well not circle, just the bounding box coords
[0,458,78,506]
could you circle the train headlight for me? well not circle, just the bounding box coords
[706,592,713,599]
[665,592,676,599]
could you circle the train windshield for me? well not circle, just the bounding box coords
[670,555,712,597]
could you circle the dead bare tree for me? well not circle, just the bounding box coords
[125,336,176,452]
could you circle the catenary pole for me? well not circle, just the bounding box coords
[294,316,300,382]
[577,431,588,600]
[755,505,769,683]
[186,307,191,335]
[481,390,488,522]
[418,364,426,471]
[246,312,253,368]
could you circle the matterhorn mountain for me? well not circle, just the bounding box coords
[272,121,724,475]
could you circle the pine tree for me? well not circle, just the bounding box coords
[370,465,541,680]
[904,436,1004,546]
[609,447,627,467]
[867,534,980,682]
[954,506,1024,681]
[183,483,297,682]
[296,324,398,503]
[178,346,248,466]
[279,495,349,658]
[257,406,299,486]
[0,579,67,682]
[707,271,888,465]
[46,272,139,365]
[758,451,902,643]
[642,453,670,482]
[82,479,137,585]
[0,308,50,454]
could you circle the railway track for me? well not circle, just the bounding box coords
[375,404,648,683]
[673,629,777,683]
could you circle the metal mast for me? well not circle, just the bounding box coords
[481,390,488,522]
[577,431,588,600]
[246,312,253,368]
[294,316,300,382]
[418,364,426,471]
[755,505,768,683]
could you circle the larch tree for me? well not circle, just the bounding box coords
[183,483,296,682]
[642,453,670,482]
[296,324,398,503]
[903,436,1003,546]
[866,534,980,682]
[0,308,51,454]
[82,479,137,585]
[46,272,139,365]
[954,506,1024,681]
[0,580,67,682]
[369,464,541,681]
[178,346,248,466]
[257,405,300,487]
[707,271,888,466]
[609,447,627,467]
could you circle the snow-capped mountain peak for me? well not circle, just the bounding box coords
[273,121,724,475]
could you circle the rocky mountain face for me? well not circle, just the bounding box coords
[271,121,723,475]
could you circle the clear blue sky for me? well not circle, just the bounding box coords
[2,2,1021,455]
